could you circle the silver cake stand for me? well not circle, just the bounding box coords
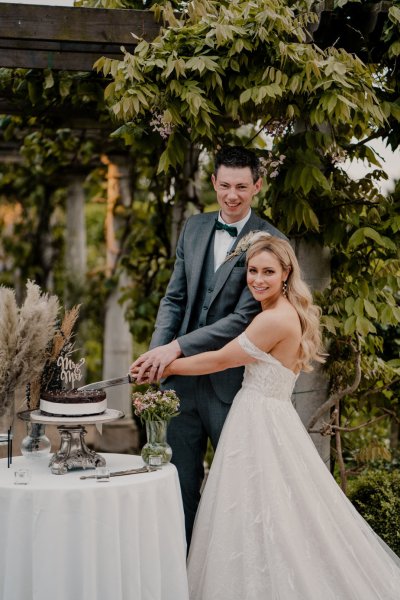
[18,409,124,475]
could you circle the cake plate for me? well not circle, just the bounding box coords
[18,409,124,475]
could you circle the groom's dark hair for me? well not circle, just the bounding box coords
[214,146,261,183]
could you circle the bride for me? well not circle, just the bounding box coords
[136,233,400,599]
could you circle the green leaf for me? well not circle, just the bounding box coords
[344,315,357,335]
[358,279,369,299]
[347,227,392,249]
[356,316,376,336]
[43,71,54,90]
[389,5,400,24]
[157,148,171,174]
[345,297,355,316]
[347,228,365,248]
[239,89,252,104]
[321,315,340,334]
[353,297,364,317]
[364,299,378,319]
[380,304,400,326]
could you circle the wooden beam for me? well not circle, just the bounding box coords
[0,1,394,72]
[0,3,160,71]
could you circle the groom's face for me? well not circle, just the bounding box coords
[211,166,262,224]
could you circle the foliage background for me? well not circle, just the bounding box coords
[0,0,399,497]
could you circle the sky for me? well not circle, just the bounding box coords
[1,0,400,193]
[343,138,400,195]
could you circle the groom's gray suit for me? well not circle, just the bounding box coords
[150,209,286,542]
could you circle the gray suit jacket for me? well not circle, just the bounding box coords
[150,209,286,402]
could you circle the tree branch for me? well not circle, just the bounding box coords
[309,412,389,435]
[307,341,362,431]
[344,128,389,150]
[334,403,347,493]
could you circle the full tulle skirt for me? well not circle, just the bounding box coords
[187,378,400,600]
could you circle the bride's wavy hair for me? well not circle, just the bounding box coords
[246,233,325,372]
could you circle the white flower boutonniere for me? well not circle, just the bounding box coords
[224,231,271,263]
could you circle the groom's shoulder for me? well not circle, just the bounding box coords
[260,219,288,240]
[185,211,217,228]
[250,212,288,241]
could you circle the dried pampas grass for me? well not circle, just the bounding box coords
[0,287,18,414]
[36,304,81,401]
[0,281,59,416]
[50,305,81,361]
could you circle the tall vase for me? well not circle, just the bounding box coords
[141,420,172,467]
[21,422,51,459]
[0,392,15,466]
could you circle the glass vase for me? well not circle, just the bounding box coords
[21,422,51,459]
[141,420,172,467]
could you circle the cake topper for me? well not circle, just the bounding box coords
[57,351,85,389]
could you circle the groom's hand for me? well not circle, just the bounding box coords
[130,340,182,383]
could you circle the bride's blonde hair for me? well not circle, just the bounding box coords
[246,233,325,372]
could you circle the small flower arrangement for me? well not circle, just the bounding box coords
[132,388,180,423]
[224,230,271,262]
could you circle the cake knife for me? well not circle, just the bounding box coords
[79,466,159,479]
[77,373,135,391]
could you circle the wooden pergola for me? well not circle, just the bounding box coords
[0,2,159,71]
[0,1,393,72]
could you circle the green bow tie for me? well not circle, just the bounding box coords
[214,220,238,237]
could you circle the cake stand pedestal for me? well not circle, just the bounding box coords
[17,409,124,475]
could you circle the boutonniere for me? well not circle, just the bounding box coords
[224,231,271,263]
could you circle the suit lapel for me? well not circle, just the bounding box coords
[189,213,216,300]
[210,211,260,302]
[229,211,261,252]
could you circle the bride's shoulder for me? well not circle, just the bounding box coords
[247,304,300,353]
[254,303,299,331]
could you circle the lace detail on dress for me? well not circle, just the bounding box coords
[238,332,297,402]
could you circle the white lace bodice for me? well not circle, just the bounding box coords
[238,332,298,402]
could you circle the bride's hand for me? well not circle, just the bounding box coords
[130,341,181,383]
[131,364,171,382]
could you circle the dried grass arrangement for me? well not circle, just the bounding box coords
[0,281,60,417]
[27,304,81,409]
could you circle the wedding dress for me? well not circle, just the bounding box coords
[187,332,400,600]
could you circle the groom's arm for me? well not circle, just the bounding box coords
[149,220,188,349]
[131,221,189,380]
[132,282,261,382]
[177,284,260,357]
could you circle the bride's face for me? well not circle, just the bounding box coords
[247,250,288,305]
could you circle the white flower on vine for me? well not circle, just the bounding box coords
[149,112,174,139]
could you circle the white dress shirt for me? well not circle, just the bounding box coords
[214,210,251,271]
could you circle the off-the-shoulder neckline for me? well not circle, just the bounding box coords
[240,332,299,377]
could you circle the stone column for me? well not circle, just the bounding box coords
[96,154,138,454]
[292,239,331,466]
[65,173,87,304]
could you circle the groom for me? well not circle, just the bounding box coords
[132,146,286,543]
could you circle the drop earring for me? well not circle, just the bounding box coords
[282,281,288,297]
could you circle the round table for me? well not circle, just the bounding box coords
[0,454,189,600]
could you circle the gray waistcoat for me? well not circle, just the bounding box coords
[188,234,220,331]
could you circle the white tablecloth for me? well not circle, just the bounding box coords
[0,454,189,600]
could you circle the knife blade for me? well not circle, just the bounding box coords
[80,466,159,479]
[77,373,135,391]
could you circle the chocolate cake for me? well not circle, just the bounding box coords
[40,389,107,417]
